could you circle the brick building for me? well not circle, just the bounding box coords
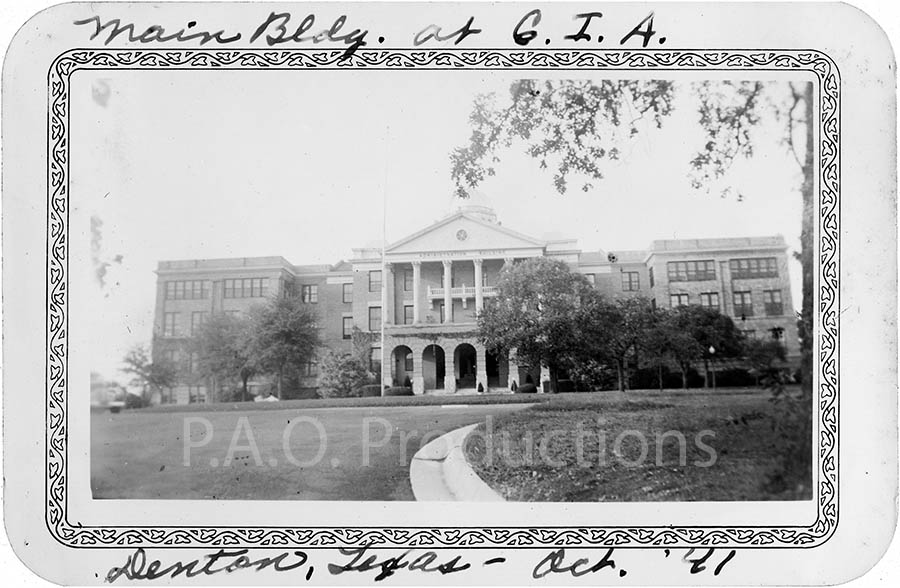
[152,203,799,403]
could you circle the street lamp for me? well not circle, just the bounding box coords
[708,345,717,391]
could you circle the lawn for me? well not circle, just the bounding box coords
[463,387,812,502]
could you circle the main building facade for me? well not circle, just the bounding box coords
[152,203,799,403]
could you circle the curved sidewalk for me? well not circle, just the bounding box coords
[410,423,505,501]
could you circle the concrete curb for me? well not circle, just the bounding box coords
[410,423,505,502]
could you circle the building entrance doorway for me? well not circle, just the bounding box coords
[486,350,501,388]
[422,344,445,391]
[454,343,477,389]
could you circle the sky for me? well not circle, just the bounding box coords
[69,70,806,382]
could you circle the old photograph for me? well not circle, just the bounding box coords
[83,70,813,503]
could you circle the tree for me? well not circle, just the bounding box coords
[579,295,656,391]
[478,257,592,393]
[317,351,370,399]
[350,326,381,383]
[744,337,788,386]
[670,305,744,388]
[121,345,177,404]
[247,297,320,400]
[452,79,814,394]
[190,312,256,402]
[640,307,676,392]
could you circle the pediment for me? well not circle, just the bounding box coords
[385,213,546,256]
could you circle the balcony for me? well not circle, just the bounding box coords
[427,285,499,299]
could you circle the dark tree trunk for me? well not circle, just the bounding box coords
[657,364,664,392]
[680,364,688,390]
[277,366,283,400]
[703,359,710,388]
[615,359,625,392]
[549,366,559,394]
[242,375,249,402]
[798,83,815,397]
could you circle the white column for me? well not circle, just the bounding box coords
[475,343,488,392]
[473,258,484,312]
[442,260,453,323]
[384,263,395,325]
[412,261,421,324]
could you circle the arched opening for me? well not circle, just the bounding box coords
[422,344,445,391]
[391,345,413,387]
[454,343,477,390]
[485,349,501,388]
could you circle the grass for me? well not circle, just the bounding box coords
[464,387,812,502]
[135,392,547,414]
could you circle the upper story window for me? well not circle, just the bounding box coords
[670,293,690,307]
[301,360,318,377]
[301,284,318,303]
[763,289,783,316]
[368,306,382,331]
[733,291,754,318]
[699,292,720,309]
[649,267,655,288]
[224,278,269,298]
[403,270,414,291]
[667,260,716,282]
[403,305,414,325]
[369,270,382,293]
[163,312,179,337]
[342,283,353,303]
[622,271,640,291]
[729,257,778,279]
[165,280,209,300]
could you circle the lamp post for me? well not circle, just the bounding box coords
[708,345,717,391]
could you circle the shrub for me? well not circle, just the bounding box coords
[360,384,382,397]
[384,386,413,397]
[477,382,484,393]
[556,379,575,393]
[525,374,534,385]
[124,393,146,409]
[403,375,412,388]
[518,383,538,394]
[510,381,518,392]
[317,351,370,398]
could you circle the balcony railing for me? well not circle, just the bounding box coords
[427,285,498,299]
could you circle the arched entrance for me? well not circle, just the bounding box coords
[422,344,445,391]
[391,345,413,387]
[485,349,501,388]
[454,343,477,390]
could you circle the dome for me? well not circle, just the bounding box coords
[453,189,499,224]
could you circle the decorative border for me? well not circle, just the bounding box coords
[47,48,840,548]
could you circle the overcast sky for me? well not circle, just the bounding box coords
[70,70,806,382]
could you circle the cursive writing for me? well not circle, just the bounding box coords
[105,548,310,582]
[328,545,471,582]
[532,548,625,579]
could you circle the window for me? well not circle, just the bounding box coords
[622,271,640,291]
[403,305,414,325]
[403,270,413,291]
[369,270,382,293]
[769,326,785,340]
[439,302,452,323]
[302,360,318,377]
[368,306,382,331]
[763,289,783,316]
[369,347,381,373]
[667,260,716,282]
[165,280,209,300]
[649,267,655,288]
[342,282,353,303]
[190,311,208,335]
[670,293,689,307]
[223,278,269,298]
[404,353,414,373]
[188,386,207,404]
[342,317,353,340]
[699,292,720,309]
[301,284,318,303]
[729,257,778,279]
[733,291,754,318]
[163,312,178,337]
[584,273,595,286]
